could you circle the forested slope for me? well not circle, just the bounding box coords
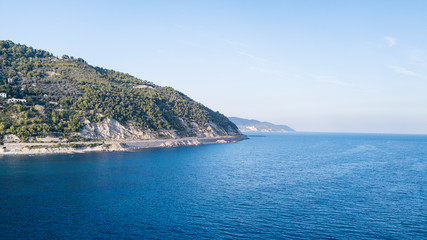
[0,40,240,141]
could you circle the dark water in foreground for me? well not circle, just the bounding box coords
[0,133,426,239]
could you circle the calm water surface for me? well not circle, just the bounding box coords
[0,133,426,239]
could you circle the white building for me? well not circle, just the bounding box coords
[0,93,6,98]
[7,98,27,103]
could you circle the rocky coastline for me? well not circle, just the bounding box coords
[0,135,247,155]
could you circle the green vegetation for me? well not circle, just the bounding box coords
[0,40,238,141]
[24,143,101,150]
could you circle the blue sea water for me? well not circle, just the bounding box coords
[0,133,426,239]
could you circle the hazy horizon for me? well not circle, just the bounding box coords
[2,0,427,134]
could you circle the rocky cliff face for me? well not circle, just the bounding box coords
[79,119,162,140]
[188,121,241,138]
[79,118,242,140]
[2,134,21,143]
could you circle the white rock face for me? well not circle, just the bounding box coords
[36,136,61,142]
[189,121,241,138]
[3,134,21,143]
[79,118,241,140]
[79,118,165,140]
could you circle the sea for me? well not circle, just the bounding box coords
[0,133,426,239]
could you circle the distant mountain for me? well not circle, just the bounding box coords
[228,117,295,132]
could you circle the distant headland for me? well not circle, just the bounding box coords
[228,117,295,133]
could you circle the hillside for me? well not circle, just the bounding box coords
[0,40,241,143]
[228,117,295,132]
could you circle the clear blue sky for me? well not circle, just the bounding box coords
[2,0,427,134]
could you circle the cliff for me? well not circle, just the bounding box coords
[79,118,241,140]
[0,40,243,142]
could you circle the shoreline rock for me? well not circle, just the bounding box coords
[0,135,248,156]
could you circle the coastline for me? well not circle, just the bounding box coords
[0,135,248,155]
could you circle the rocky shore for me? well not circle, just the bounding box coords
[0,135,247,155]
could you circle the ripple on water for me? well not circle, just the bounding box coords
[0,133,426,239]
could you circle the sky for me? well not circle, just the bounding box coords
[1,0,427,134]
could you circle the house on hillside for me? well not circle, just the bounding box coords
[7,98,27,104]
[0,93,6,98]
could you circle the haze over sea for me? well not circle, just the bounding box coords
[0,133,425,239]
